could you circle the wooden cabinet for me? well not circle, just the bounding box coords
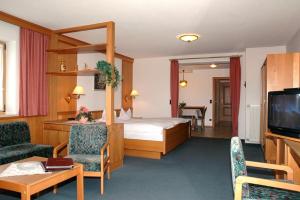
[265,132,300,183]
[260,63,267,148]
[260,53,300,162]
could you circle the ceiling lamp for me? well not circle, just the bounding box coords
[210,64,217,68]
[177,33,200,42]
[179,70,188,87]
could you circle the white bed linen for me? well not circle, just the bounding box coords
[114,118,189,141]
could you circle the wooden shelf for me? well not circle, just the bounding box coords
[46,69,99,76]
[47,43,106,54]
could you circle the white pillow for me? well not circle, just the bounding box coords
[100,110,117,121]
[118,108,131,120]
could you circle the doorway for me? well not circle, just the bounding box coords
[212,77,232,129]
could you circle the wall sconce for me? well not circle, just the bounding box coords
[65,86,85,104]
[125,89,139,102]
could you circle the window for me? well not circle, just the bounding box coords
[0,41,6,112]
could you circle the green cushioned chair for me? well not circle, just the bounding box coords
[0,121,53,164]
[230,136,300,200]
[54,124,110,195]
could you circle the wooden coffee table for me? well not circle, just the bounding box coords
[0,156,84,200]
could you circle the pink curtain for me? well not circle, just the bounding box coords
[20,28,49,116]
[230,57,241,136]
[170,60,179,117]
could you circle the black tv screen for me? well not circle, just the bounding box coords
[268,90,300,138]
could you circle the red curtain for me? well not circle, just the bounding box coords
[170,60,179,117]
[20,28,49,116]
[230,57,241,136]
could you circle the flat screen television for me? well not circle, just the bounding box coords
[268,89,300,138]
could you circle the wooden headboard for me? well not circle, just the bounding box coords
[57,108,133,120]
[91,107,133,119]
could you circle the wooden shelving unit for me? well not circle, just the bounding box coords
[46,21,124,171]
[46,69,99,76]
[47,43,106,54]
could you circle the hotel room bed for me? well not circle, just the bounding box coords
[113,118,191,159]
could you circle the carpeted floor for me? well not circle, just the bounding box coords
[0,137,268,200]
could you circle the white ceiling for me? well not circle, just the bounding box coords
[1,0,300,58]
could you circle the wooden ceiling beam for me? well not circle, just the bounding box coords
[54,22,113,34]
[0,11,52,35]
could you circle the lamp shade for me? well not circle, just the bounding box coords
[72,86,84,95]
[179,70,188,87]
[179,80,187,87]
[130,90,139,97]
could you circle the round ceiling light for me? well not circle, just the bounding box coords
[176,33,200,42]
[210,64,217,68]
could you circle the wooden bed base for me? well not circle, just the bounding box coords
[124,121,191,159]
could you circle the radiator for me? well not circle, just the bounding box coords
[246,104,260,144]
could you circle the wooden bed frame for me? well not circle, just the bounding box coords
[89,109,191,159]
[124,121,191,159]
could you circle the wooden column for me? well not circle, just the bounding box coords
[105,22,115,125]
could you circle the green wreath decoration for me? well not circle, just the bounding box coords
[96,60,121,88]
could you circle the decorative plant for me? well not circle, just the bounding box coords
[178,102,186,109]
[75,106,93,123]
[96,60,121,88]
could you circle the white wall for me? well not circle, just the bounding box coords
[179,68,229,126]
[0,20,20,115]
[244,46,286,143]
[77,53,122,111]
[133,57,171,117]
[133,52,247,139]
[287,29,300,52]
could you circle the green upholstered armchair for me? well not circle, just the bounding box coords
[53,124,110,195]
[230,137,300,200]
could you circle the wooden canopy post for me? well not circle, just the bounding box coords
[105,22,115,125]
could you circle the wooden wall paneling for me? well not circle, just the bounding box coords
[47,33,59,120]
[56,76,77,112]
[57,41,78,71]
[122,60,133,110]
[48,35,77,115]
[56,41,77,112]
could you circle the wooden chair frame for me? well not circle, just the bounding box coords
[234,160,300,200]
[53,140,111,195]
